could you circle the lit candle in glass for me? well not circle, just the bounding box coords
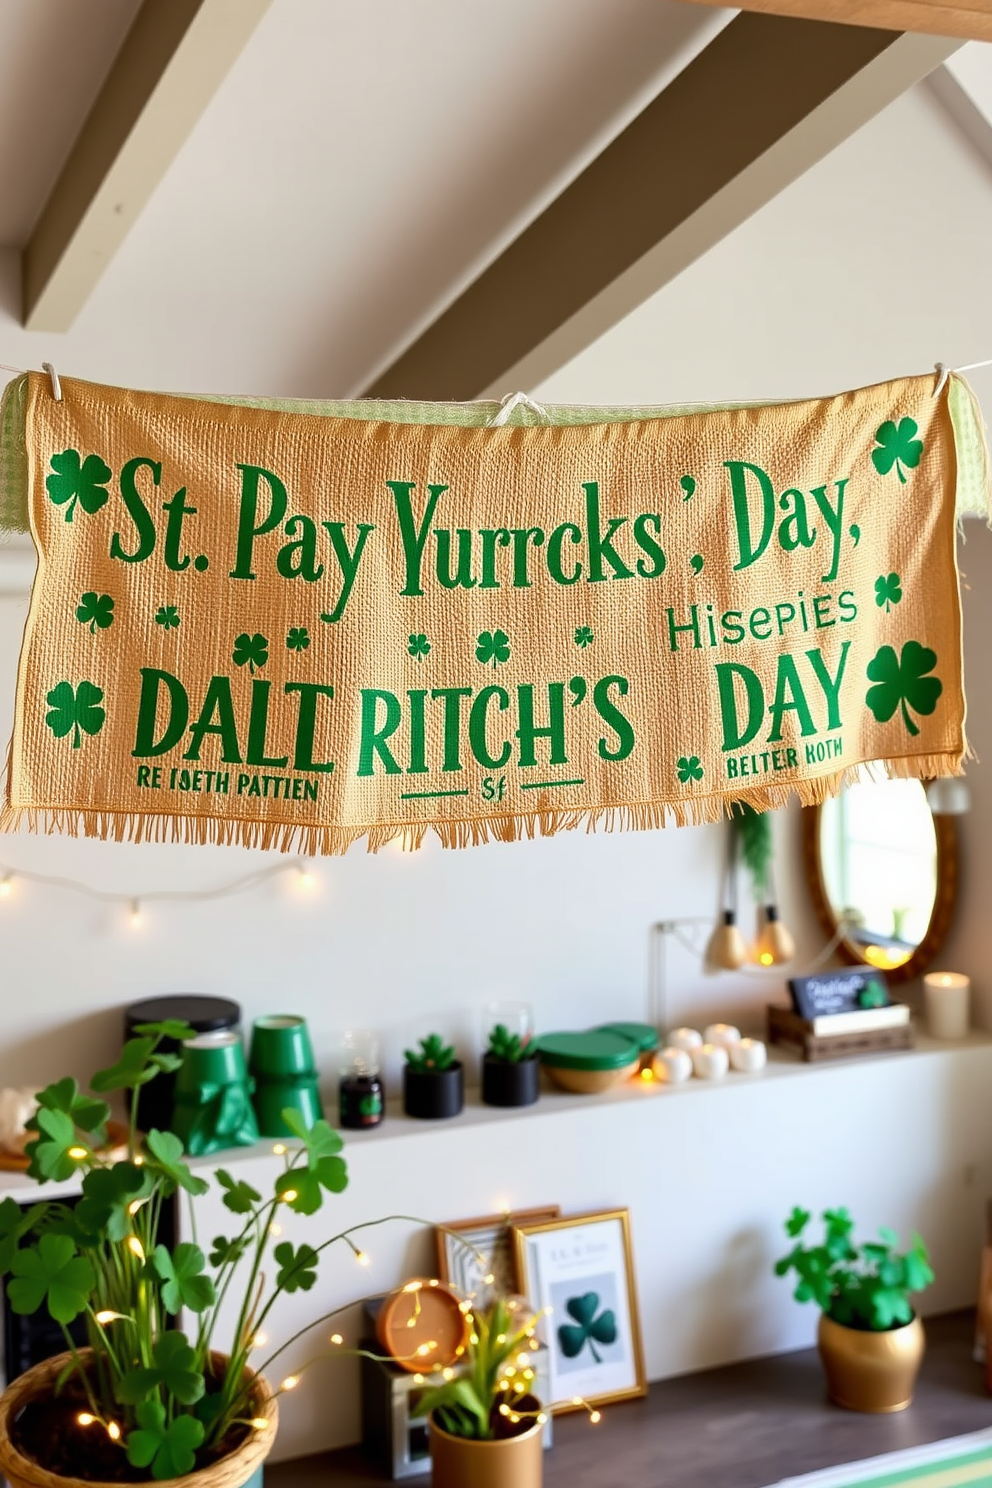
[729,1037,767,1073]
[922,972,970,1041]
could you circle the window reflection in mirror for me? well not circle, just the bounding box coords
[819,777,937,972]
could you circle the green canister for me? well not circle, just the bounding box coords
[172,1032,259,1155]
[249,1015,324,1137]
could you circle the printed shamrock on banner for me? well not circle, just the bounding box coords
[155,605,180,630]
[476,628,511,668]
[233,632,268,675]
[676,755,704,783]
[45,450,112,523]
[286,626,310,652]
[45,680,106,749]
[557,1292,617,1364]
[866,640,942,737]
[75,592,114,633]
[408,632,431,661]
[574,625,594,648]
[875,573,903,612]
[872,418,923,484]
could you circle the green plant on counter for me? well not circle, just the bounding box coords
[404,1034,457,1072]
[0,1021,388,1479]
[485,1024,529,1063]
[774,1206,934,1331]
[411,1293,544,1441]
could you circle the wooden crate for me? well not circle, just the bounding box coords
[766,1004,914,1063]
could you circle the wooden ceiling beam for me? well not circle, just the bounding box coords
[684,1,992,45]
[363,16,960,402]
[22,0,273,333]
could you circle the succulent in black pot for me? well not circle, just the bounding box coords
[482,1023,540,1108]
[403,1035,464,1120]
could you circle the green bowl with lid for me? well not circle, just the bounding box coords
[533,1029,641,1093]
[596,1021,660,1071]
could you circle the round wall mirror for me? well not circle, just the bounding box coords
[802,778,959,983]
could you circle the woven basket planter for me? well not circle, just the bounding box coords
[0,1350,278,1488]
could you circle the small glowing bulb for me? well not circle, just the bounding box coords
[483,1273,496,1286]
[572,1397,583,1407]
[403,1281,422,1293]
[95,1311,118,1325]
[252,1332,268,1349]
[0,875,11,897]
[107,1422,122,1441]
[355,1250,370,1267]
[640,1066,655,1082]
[127,1237,145,1261]
[281,1375,299,1391]
[280,1188,298,1203]
[416,1343,432,1357]
[413,1374,424,1385]
[759,951,774,966]
[127,1200,145,1215]
[496,1333,506,1344]
[499,1403,510,1416]
[133,1154,144,1166]
[469,1333,479,1345]
[77,1413,95,1427]
[523,1369,534,1380]
[129,900,142,927]
[67,1146,88,1160]
[272,1143,287,1156]
[269,1223,283,1236]
[516,1353,528,1367]
[251,1418,269,1432]
[509,1412,520,1424]
[529,1339,539,1350]
[459,1300,472,1313]
[590,1410,601,1424]
[428,1278,439,1288]
[330,1333,343,1346]
[537,1412,547,1424]
[297,864,315,889]
[442,1367,454,1381]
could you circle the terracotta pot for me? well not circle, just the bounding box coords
[429,1414,543,1488]
[0,1349,277,1488]
[817,1313,925,1412]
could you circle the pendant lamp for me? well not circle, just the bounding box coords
[705,817,748,970]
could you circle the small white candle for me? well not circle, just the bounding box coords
[667,1027,703,1052]
[703,1023,741,1050]
[923,972,970,1041]
[729,1037,767,1073]
[654,1046,694,1084]
[691,1042,729,1080]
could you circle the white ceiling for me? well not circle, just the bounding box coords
[0,0,141,245]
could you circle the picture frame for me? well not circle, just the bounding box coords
[513,1209,646,1413]
[434,1206,560,1311]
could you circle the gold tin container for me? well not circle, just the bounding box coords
[817,1313,925,1413]
[428,1414,544,1488]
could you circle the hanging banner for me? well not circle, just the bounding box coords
[0,370,986,853]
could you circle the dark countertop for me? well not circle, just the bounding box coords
[267,1310,992,1487]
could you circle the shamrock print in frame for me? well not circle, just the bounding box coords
[513,1209,646,1412]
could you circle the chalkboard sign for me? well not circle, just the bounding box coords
[788,967,890,1021]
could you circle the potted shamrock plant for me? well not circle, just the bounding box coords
[481,1024,540,1109]
[412,1292,547,1488]
[403,1036,463,1120]
[0,1019,370,1488]
[775,1206,934,1412]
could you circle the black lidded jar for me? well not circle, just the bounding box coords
[481,1052,540,1107]
[125,995,241,1135]
[403,1061,464,1119]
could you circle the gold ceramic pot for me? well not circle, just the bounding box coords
[428,1415,543,1488]
[817,1313,925,1412]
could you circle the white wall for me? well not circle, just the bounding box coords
[2,73,992,1456]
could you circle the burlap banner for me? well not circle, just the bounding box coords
[0,370,986,853]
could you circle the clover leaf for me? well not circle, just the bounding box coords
[785,1206,811,1240]
[274,1113,347,1215]
[24,1108,81,1182]
[126,1399,205,1479]
[45,680,105,749]
[46,450,112,522]
[286,626,310,652]
[35,1076,109,1134]
[76,592,114,633]
[208,1234,249,1268]
[118,1331,205,1410]
[874,573,902,612]
[131,1018,198,1043]
[8,1233,95,1324]
[574,626,594,649]
[92,1037,160,1092]
[152,1242,216,1315]
[872,418,923,484]
[557,1291,617,1363]
[0,1196,45,1274]
[274,1240,319,1293]
[215,1168,262,1215]
[866,641,942,737]
[233,632,268,674]
[144,1129,209,1197]
[155,604,180,630]
[475,628,510,668]
[676,755,703,783]
[408,632,431,661]
[76,1163,149,1242]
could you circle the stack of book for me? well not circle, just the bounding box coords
[767,968,912,1063]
